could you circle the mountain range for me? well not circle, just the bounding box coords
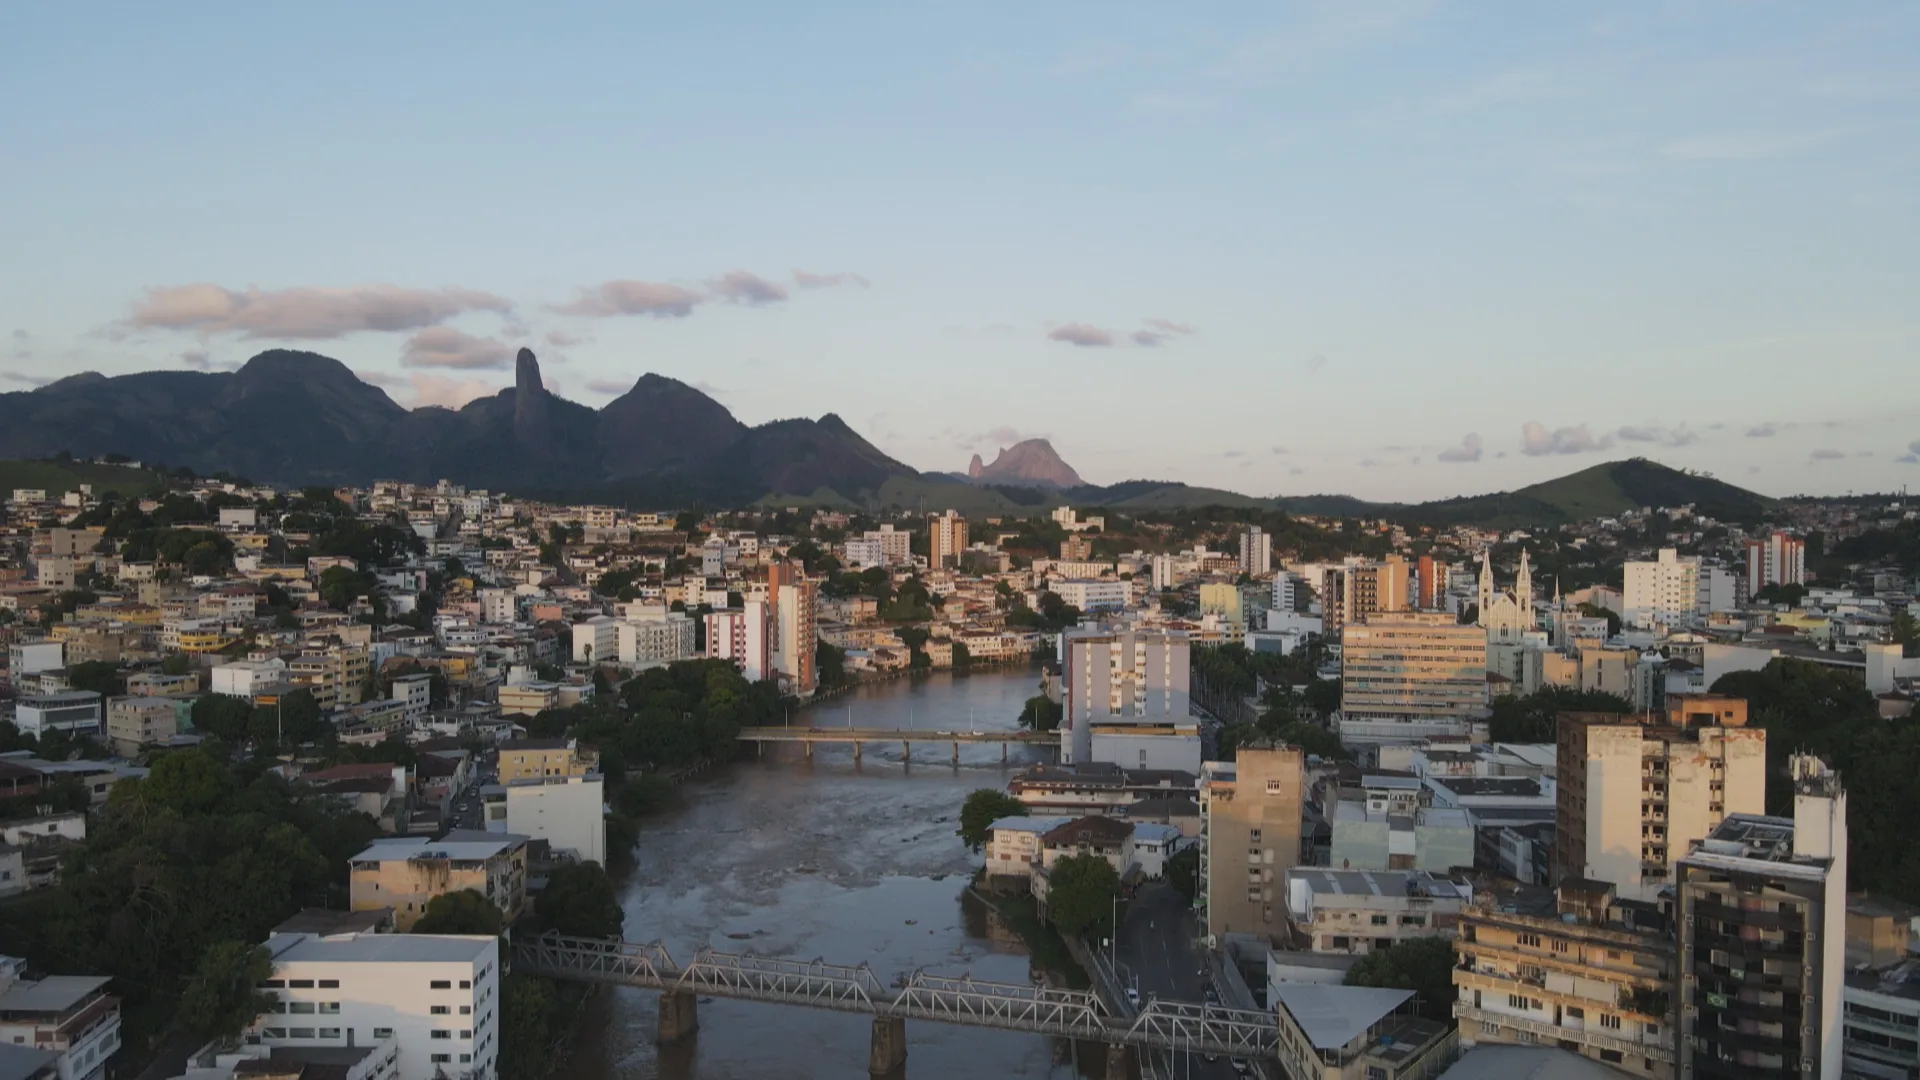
[0,350,1775,524]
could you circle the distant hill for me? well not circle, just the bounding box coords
[1278,459,1772,527]
[968,439,1084,488]
[0,459,167,500]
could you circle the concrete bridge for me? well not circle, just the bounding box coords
[734,726,1060,764]
[513,933,1276,1077]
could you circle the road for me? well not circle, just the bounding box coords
[1115,884,1245,1080]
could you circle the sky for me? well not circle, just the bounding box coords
[2,2,1917,501]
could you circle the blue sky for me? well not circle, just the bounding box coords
[2,2,1916,500]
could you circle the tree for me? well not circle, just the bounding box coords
[500,975,560,1080]
[1344,936,1456,1022]
[952,641,973,668]
[957,789,1026,853]
[1165,846,1199,902]
[179,941,275,1044]
[192,694,255,742]
[160,652,193,677]
[1046,853,1121,938]
[67,659,124,698]
[1576,602,1622,637]
[1488,687,1632,743]
[537,863,623,938]
[138,748,238,815]
[413,888,504,935]
[1017,694,1062,732]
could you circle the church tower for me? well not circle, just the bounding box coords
[1477,550,1494,621]
[1516,548,1534,613]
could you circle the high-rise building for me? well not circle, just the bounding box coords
[773,579,818,695]
[1238,527,1272,577]
[1416,554,1447,611]
[1555,695,1766,903]
[929,510,968,568]
[1675,755,1847,1080]
[1061,535,1093,561]
[1060,628,1191,767]
[1151,554,1177,593]
[1624,548,1705,630]
[1453,880,1677,1079]
[1338,611,1489,746]
[704,600,770,682]
[1200,742,1304,945]
[1745,532,1806,596]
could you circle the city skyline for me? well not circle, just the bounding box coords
[3,3,1916,500]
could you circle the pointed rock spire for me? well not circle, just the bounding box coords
[512,347,554,454]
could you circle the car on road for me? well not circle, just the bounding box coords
[1124,987,1140,1006]
[1231,1060,1249,1075]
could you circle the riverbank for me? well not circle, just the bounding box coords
[965,881,1089,989]
[805,656,1042,706]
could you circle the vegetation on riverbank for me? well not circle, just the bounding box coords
[968,884,1089,989]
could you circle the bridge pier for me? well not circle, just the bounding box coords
[804,740,813,760]
[952,741,959,766]
[656,990,698,1044]
[901,741,910,762]
[853,741,862,764]
[1104,1043,1132,1080]
[1001,742,1008,763]
[868,1016,907,1075]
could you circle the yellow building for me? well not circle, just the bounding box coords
[178,628,238,653]
[1340,611,1489,743]
[1201,741,1305,944]
[106,695,181,756]
[497,737,596,783]
[1453,880,1675,1078]
[1197,582,1243,626]
[348,833,529,930]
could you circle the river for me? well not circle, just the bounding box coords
[565,667,1108,1080]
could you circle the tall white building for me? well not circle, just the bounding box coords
[1151,554,1177,592]
[1238,527,1272,577]
[1270,572,1299,613]
[478,589,516,625]
[570,615,618,665]
[1050,579,1129,613]
[704,601,770,682]
[1622,548,1702,630]
[616,611,696,667]
[1060,628,1194,770]
[483,774,605,866]
[254,929,500,1080]
[863,525,912,565]
[1745,531,1807,595]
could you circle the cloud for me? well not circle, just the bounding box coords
[1223,450,1243,459]
[585,378,631,396]
[1521,421,1612,456]
[1808,448,1845,462]
[708,270,788,306]
[1048,323,1114,347]
[1271,446,1288,455]
[1662,130,1842,161]
[404,374,499,410]
[544,330,584,348]
[9,330,25,342]
[353,369,407,388]
[555,281,703,318]
[792,270,870,289]
[957,425,1040,450]
[1131,318,1199,347]
[1745,422,1787,438]
[400,327,515,370]
[179,349,238,371]
[1,370,50,386]
[1898,441,1920,465]
[1306,353,1328,373]
[127,283,511,339]
[1288,467,1304,476]
[1616,424,1699,447]
[1437,433,1484,463]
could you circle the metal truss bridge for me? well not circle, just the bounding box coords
[733,725,1059,762]
[513,933,1277,1061]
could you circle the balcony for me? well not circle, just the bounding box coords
[1453,1004,1674,1063]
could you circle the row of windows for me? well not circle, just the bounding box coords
[266,1001,341,1014]
[428,1004,474,1015]
[259,978,340,989]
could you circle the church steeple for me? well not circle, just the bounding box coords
[1516,548,1534,612]
[1477,550,1494,621]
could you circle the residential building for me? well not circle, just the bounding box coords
[1555,695,1765,903]
[616,611,696,667]
[0,957,120,1080]
[1239,527,1272,577]
[392,674,433,720]
[1007,762,1198,819]
[1270,984,1456,1080]
[1286,868,1473,954]
[1623,549,1702,630]
[1200,741,1306,945]
[929,510,968,568]
[348,832,530,930]
[1417,554,1447,611]
[1130,822,1186,879]
[1061,535,1094,562]
[1151,554,1176,592]
[497,738,595,783]
[1453,880,1676,1079]
[7,640,63,677]
[1339,611,1489,747]
[1059,628,1196,770]
[1327,798,1474,873]
[1038,815,1136,875]
[251,927,499,1080]
[1745,532,1806,596]
[1675,754,1848,1080]
[104,696,179,756]
[12,692,103,740]
[1198,582,1243,626]
[863,524,912,565]
[1344,556,1411,622]
[1843,950,1920,1080]
[984,816,1071,879]
[481,774,605,866]
[704,601,770,682]
[773,577,818,695]
[211,658,290,700]
[1050,579,1128,613]
[571,615,618,665]
[495,682,558,716]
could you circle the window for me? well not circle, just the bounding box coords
[431,1030,452,1040]
[318,1003,339,1015]
[1516,933,1541,948]
[288,979,315,989]
[318,1028,341,1039]
[1600,1014,1622,1031]
[1599,1050,1623,1064]
[289,1028,315,1039]
[460,1030,472,1039]
[1645,1023,1660,1037]
[460,1055,472,1064]
[264,1029,288,1039]
[1266,780,1282,794]
[459,979,472,989]
[318,979,339,989]
[1248,828,1262,842]
[1246,887,1261,902]
[431,1005,451,1015]
[373,1028,394,1039]
[1371,915,1389,926]
[1400,915,1425,927]
[1508,994,1530,1010]
[1551,939,1569,953]
[260,980,286,989]
[288,1003,315,1015]
[431,1055,451,1064]
[459,1005,472,1015]
[1567,1007,1584,1019]
[430,980,452,990]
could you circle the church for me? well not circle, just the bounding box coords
[1477,549,1538,644]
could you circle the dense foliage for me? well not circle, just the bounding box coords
[1344,936,1457,1022]
[1045,853,1122,939]
[1487,687,1633,743]
[958,789,1026,853]
[1016,693,1062,733]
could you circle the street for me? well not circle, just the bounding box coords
[1114,883,1245,1080]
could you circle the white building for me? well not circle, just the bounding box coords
[704,601,769,682]
[253,929,499,1080]
[211,659,290,700]
[216,506,258,530]
[1746,530,1807,594]
[0,957,119,1080]
[392,674,432,721]
[1150,554,1176,593]
[12,693,103,739]
[842,537,886,569]
[863,525,912,566]
[1061,628,1196,771]
[482,774,605,866]
[1285,868,1474,955]
[1238,527,1272,577]
[616,610,696,667]
[984,816,1071,879]
[1621,548,1701,630]
[570,615,618,665]
[7,640,64,677]
[1050,579,1129,613]
[477,589,515,625]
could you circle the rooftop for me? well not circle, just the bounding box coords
[1437,1045,1635,1080]
[265,931,496,966]
[351,833,527,863]
[0,974,110,1013]
[1289,868,1473,900]
[1271,983,1414,1050]
[988,816,1074,836]
[0,1043,59,1080]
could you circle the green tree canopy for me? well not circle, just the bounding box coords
[1046,853,1121,939]
[537,863,623,938]
[412,889,504,936]
[1165,847,1199,903]
[1488,686,1632,743]
[1344,936,1456,1022]
[178,940,275,1044]
[66,659,124,698]
[958,789,1026,853]
[1017,694,1063,733]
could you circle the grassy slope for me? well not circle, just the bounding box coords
[0,460,166,498]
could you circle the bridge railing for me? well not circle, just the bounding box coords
[677,949,887,1012]
[891,971,1111,1038]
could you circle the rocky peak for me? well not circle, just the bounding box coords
[512,347,554,454]
[970,438,1083,488]
[968,453,985,478]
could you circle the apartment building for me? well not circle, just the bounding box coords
[497,737,595,783]
[1051,579,1129,613]
[1624,549,1706,630]
[1339,611,1489,747]
[0,957,120,1080]
[704,601,770,682]
[1555,695,1765,902]
[1271,984,1456,1080]
[616,611,696,667]
[1745,532,1806,595]
[772,576,818,695]
[1674,755,1847,1080]
[1453,880,1677,1079]
[1060,628,1195,770]
[1200,742,1305,945]
[253,927,499,1080]
[984,816,1072,879]
[1286,868,1473,954]
[211,658,290,700]
[348,832,530,930]
[104,696,181,756]
[481,773,605,866]
[1238,527,1272,577]
[11,692,103,739]
[928,510,968,568]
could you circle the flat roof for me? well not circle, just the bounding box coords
[266,932,495,966]
[1438,1045,1634,1080]
[0,974,110,1013]
[1272,983,1414,1050]
[1288,868,1471,899]
[352,834,526,862]
[0,1043,59,1080]
[988,816,1073,835]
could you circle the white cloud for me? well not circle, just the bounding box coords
[555,281,703,318]
[402,374,500,410]
[707,270,788,305]
[1437,433,1483,462]
[792,269,870,289]
[127,283,511,339]
[400,327,514,370]
[1048,323,1114,347]
[1808,448,1845,462]
[1746,421,1787,438]
[1521,421,1612,456]
[1616,424,1699,447]
[1663,130,1843,161]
